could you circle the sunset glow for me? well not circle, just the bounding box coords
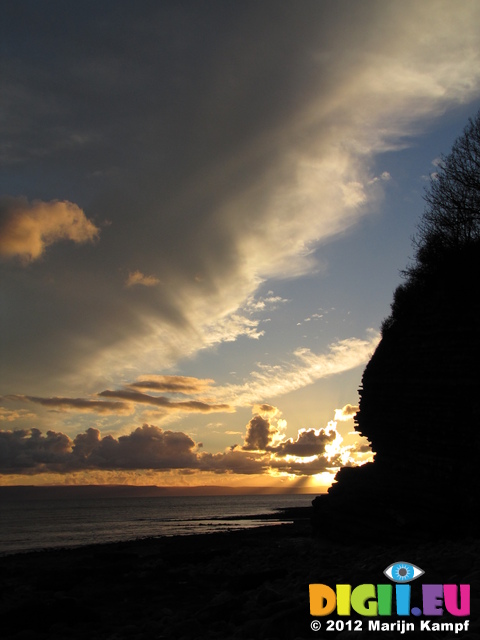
[1,1,480,493]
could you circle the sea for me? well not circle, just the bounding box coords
[0,493,315,556]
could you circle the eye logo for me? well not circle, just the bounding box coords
[384,561,424,583]
[310,561,471,620]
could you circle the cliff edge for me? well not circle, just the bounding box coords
[313,111,480,540]
[312,242,480,539]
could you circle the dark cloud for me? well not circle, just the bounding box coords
[128,375,214,394]
[2,1,479,496]
[254,403,277,414]
[269,453,342,476]
[73,425,198,470]
[0,424,261,475]
[1,376,228,418]
[242,415,276,451]
[1,2,336,174]
[98,389,232,413]
[0,425,198,474]
[9,395,132,415]
[2,1,336,386]
[198,449,267,476]
[3,1,476,390]
[0,428,72,473]
[268,428,336,457]
[0,421,343,476]
[357,443,373,453]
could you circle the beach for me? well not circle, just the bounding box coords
[1,511,478,640]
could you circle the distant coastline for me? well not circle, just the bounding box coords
[0,484,321,501]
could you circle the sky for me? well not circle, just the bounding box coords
[1,0,480,493]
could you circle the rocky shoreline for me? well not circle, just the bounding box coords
[1,511,478,640]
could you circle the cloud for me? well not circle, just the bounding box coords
[125,270,160,287]
[356,443,373,453]
[0,407,36,422]
[2,377,231,418]
[198,449,267,476]
[217,331,380,405]
[2,2,480,389]
[0,410,369,476]
[72,425,198,470]
[269,454,342,476]
[0,425,198,474]
[8,395,133,415]
[368,171,391,185]
[0,332,376,433]
[269,428,336,458]
[252,403,279,416]
[334,404,359,421]
[0,197,99,263]
[129,375,214,394]
[0,428,73,473]
[242,415,276,451]
[98,389,233,413]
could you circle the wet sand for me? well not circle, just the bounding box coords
[0,511,478,640]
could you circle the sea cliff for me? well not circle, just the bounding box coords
[313,242,480,539]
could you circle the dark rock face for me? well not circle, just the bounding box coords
[313,244,480,539]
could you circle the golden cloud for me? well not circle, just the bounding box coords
[125,270,160,287]
[334,404,359,421]
[129,375,215,394]
[0,197,100,263]
[0,413,367,477]
[0,407,36,422]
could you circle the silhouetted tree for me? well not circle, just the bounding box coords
[407,109,480,279]
[381,110,480,335]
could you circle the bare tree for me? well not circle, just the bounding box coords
[409,110,480,277]
[381,110,480,333]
